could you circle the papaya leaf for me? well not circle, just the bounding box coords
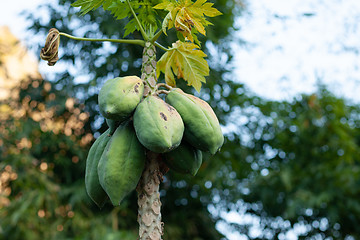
[104,0,159,37]
[157,40,209,92]
[73,0,159,37]
[71,0,115,15]
[154,0,222,42]
[103,0,131,21]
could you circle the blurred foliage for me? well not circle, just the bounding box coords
[1,0,360,239]
[210,87,360,239]
[239,88,360,239]
[0,78,137,239]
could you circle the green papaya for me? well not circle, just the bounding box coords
[85,129,111,208]
[98,76,144,121]
[133,95,184,153]
[98,121,145,206]
[166,88,224,154]
[106,119,120,135]
[163,141,203,176]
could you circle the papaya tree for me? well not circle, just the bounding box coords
[40,1,223,239]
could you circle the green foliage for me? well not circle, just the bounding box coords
[71,0,114,15]
[209,87,360,239]
[242,88,360,238]
[103,0,161,37]
[70,0,220,91]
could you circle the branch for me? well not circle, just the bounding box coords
[59,32,145,46]
[126,0,149,41]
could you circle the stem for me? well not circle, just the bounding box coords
[59,32,145,46]
[156,89,170,95]
[156,83,172,91]
[150,30,163,43]
[126,0,149,41]
[154,42,168,52]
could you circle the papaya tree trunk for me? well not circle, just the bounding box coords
[137,42,164,240]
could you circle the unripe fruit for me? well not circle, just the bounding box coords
[133,95,184,153]
[85,129,111,208]
[98,121,145,206]
[163,141,202,176]
[98,76,144,121]
[166,88,224,154]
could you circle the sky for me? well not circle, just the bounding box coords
[233,0,360,102]
[1,0,360,239]
[0,0,46,40]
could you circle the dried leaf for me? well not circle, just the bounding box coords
[40,28,60,66]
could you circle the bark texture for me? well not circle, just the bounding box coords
[137,42,164,240]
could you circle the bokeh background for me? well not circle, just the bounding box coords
[1,0,360,239]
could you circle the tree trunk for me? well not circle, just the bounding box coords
[137,42,164,240]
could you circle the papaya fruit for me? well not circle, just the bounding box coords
[166,88,224,154]
[85,129,111,208]
[98,121,145,206]
[98,76,144,121]
[106,119,120,135]
[133,95,184,153]
[163,141,203,176]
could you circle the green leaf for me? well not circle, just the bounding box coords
[124,19,138,37]
[103,0,131,20]
[104,0,159,37]
[72,0,159,37]
[157,40,209,92]
[72,0,113,15]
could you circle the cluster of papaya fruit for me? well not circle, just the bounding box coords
[85,76,224,207]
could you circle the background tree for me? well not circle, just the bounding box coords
[239,88,360,239]
[1,0,360,239]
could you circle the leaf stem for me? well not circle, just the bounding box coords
[59,32,145,46]
[154,42,168,52]
[150,29,163,43]
[126,0,149,41]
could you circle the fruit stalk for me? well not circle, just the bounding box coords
[137,42,164,240]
